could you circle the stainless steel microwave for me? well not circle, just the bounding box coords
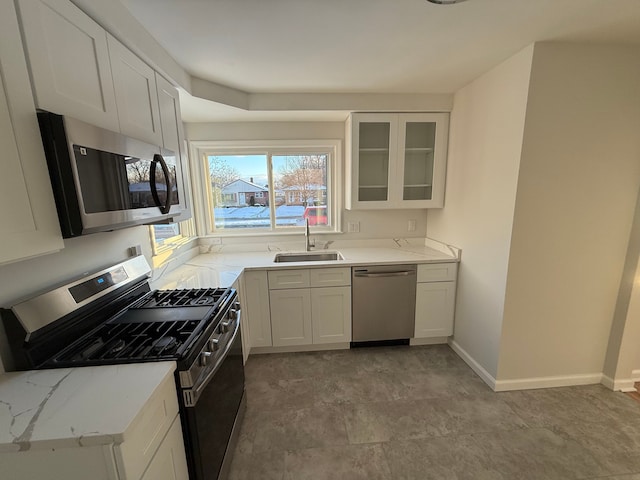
[37,111,189,237]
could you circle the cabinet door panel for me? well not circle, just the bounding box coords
[270,289,312,346]
[414,282,455,338]
[116,375,179,480]
[108,34,162,145]
[140,417,189,480]
[243,271,272,348]
[348,113,398,209]
[155,74,182,153]
[16,0,119,131]
[311,286,351,344]
[396,113,449,208]
[0,0,63,265]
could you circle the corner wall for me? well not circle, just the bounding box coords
[497,43,640,384]
[602,184,640,390]
[427,45,534,379]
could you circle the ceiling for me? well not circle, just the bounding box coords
[121,0,640,122]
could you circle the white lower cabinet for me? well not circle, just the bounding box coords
[243,271,273,348]
[270,288,313,347]
[267,267,351,348]
[414,263,457,339]
[139,417,188,480]
[0,372,188,480]
[311,286,351,344]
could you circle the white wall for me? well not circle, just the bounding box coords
[427,46,534,379]
[0,227,154,373]
[185,121,429,240]
[497,43,640,382]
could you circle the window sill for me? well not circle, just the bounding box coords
[151,236,198,271]
[202,227,343,240]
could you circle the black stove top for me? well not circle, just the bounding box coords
[47,287,235,367]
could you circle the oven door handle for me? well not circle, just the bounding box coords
[187,313,241,406]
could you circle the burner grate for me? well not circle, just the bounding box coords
[142,288,229,308]
[56,317,202,363]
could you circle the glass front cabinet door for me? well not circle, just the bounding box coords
[346,112,449,209]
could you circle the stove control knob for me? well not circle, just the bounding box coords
[220,321,231,333]
[200,351,212,366]
[208,338,219,351]
[229,309,238,320]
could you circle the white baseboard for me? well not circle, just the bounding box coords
[448,339,605,392]
[495,373,603,392]
[410,336,448,346]
[602,374,637,392]
[448,340,498,391]
[632,369,640,382]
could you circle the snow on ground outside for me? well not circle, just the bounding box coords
[214,206,305,227]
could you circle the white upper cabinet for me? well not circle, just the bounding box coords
[346,112,449,209]
[155,73,184,153]
[0,0,63,265]
[16,0,120,132]
[108,34,162,145]
[16,0,180,149]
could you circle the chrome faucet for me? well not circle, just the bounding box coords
[305,218,315,251]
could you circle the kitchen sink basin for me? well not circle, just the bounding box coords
[273,251,344,263]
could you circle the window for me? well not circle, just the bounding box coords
[150,218,196,255]
[193,140,341,234]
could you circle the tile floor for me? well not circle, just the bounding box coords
[228,345,640,480]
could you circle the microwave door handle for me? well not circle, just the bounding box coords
[150,153,172,214]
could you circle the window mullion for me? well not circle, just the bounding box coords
[267,151,276,230]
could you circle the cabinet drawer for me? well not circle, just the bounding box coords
[310,267,351,287]
[268,269,310,289]
[417,263,457,283]
[116,374,179,480]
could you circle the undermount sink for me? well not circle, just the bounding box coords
[273,251,344,263]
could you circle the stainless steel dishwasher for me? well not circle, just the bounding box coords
[351,265,417,343]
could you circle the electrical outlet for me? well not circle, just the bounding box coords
[128,244,142,257]
[210,237,222,245]
[408,219,417,232]
[347,221,360,233]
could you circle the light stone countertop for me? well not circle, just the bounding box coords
[152,238,460,290]
[0,362,176,453]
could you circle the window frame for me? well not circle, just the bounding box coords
[149,218,196,256]
[189,140,342,236]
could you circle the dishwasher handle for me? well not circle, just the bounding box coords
[353,270,416,278]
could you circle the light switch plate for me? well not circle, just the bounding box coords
[347,221,360,233]
[408,220,417,232]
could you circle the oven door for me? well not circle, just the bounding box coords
[182,317,245,480]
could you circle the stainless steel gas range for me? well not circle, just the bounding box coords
[1,256,245,480]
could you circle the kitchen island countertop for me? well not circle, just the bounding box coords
[0,362,176,453]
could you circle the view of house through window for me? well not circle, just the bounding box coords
[207,151,329,230]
